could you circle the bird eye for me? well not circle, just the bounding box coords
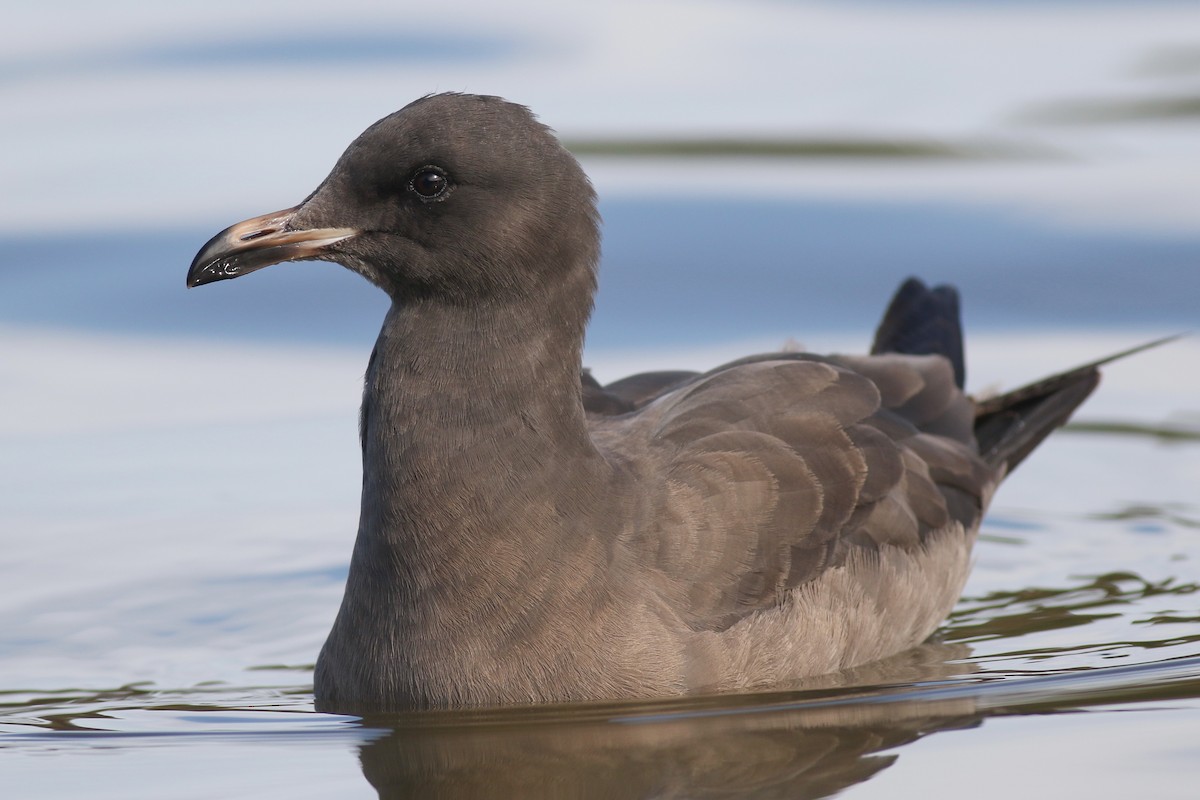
[410,167,449,199]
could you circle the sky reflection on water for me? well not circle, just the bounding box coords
[2,196,1198,349]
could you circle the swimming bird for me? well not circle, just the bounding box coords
[189,93,1117,713]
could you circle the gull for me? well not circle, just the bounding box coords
[189,93,1147,712]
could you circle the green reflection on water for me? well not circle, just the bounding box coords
[1064,420,1200,443]
[948,571,1199,643]
[564,136,1059,160]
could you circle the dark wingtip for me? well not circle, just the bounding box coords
[973,334,1182,473]
[975,369,1100,473]
[872,277,966,388]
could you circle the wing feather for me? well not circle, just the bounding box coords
[599,352,996,633]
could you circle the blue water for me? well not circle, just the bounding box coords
[4,198,1199,349]
[0,33,520,85]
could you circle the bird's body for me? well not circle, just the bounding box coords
[190,93,1115,712]
[316,303,985,710]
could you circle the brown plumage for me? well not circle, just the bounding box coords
[188,93,1135,712]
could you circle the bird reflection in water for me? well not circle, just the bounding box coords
[355,641,977,799]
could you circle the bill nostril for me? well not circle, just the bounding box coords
[240,228,276,242]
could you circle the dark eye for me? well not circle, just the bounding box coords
[410,167,449,199]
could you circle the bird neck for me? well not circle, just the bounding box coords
[352,290,609,582]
